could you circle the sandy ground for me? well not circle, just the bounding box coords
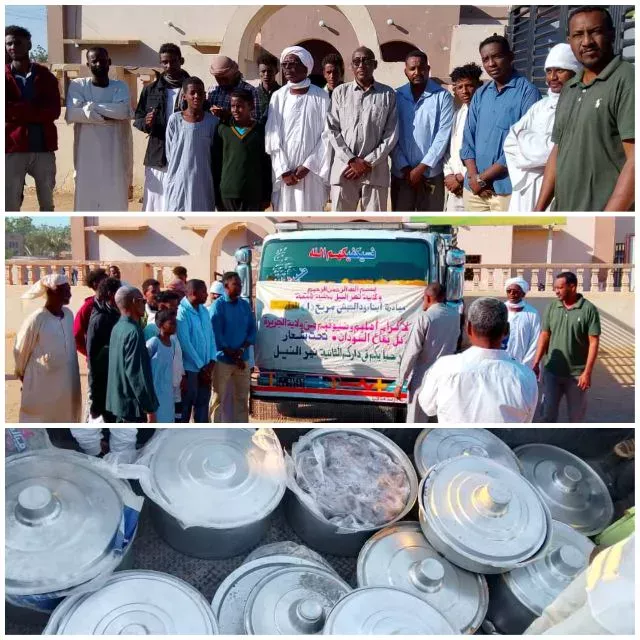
[19,190,143,212]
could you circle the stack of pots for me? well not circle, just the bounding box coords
[284,428,419,556]
[44,571,219,635]
[212,542,351,634]
[5,450,139,624]
[515,443,615,536]
[138,429,286,559]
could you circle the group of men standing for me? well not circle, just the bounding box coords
[5,6,634,212]
[13,267,256,424]
[396,271,601,423]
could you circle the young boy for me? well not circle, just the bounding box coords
[214,89,272,212]
[322,53,345,99]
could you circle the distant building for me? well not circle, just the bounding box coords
[6,233,25,257]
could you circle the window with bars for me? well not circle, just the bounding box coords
[508,5,635,89]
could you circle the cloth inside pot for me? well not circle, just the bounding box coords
[289,432,411,531]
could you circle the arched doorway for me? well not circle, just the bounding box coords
[380,40,421,63]
[296,39,341,87]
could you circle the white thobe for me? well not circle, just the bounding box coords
[14,307,82,423]
[265,84,331,212]
[443,103,468,212]
[418,346,538,423]
[66,78,133,211]
[505,302,541,368]
[504,93,559,213]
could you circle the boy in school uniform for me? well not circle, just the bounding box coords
[214,89,272,211]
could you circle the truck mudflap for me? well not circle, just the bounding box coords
[251,370,407,404]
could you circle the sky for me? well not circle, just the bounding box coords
[31,217,70,228]
[5,5,47,50]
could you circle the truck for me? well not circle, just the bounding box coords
[251,222,465,407]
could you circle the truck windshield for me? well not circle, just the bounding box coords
[259,238,430,284]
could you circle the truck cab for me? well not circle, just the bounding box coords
[251,223,465,406]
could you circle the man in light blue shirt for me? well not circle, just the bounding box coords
[391,50,454,211]
[176,279,216,422]
[461,34,540,211]
[209,271,257,422]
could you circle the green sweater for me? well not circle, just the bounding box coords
[105,316,159,419]
[214,121,272,203]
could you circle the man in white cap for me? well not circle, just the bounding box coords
[13,273,81,422]
[265,46,331,212]
[503,276,541,368]
[504,43,581,211]
[208,280,225,307]
[326,46,398,211]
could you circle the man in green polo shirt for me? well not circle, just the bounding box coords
[532,271,601,422]
[534,6,634,212]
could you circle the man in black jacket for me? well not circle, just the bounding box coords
[134,43,189,211]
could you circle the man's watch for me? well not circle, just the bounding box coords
[476,177,488,189]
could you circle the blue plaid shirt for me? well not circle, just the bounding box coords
[206,78,262,123]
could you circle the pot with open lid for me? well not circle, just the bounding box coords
[244,565,351,634]
[139,428,286,558]
[284,428,418,556]
[414,428,522,477]
[323,587,457,635]
[486,520,595,634]
[419,455,552,574]
[44,570,218,635]
[515,443,614,536]
[212,545,334,634]
[5,449,139,620]
[357,521,488,634]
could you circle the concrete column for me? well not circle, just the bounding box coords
[71,217,87,261]
[6,264,14,285]
[46,6,65,64]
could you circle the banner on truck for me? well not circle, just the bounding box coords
[255,282,424,378]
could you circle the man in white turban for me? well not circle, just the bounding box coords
[503,276,541,368]
[504,43,581,211]
[13,274,82,422]
[265,46,331,212]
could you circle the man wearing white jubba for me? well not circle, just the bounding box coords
[504,44,580,212]
[13,274,81,423]
[66,47,133,211]
[503,276,541,368]
[265,46,331,212]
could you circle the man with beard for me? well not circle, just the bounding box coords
[502,276,541,368]
[461,35,540,212]
[134,43,190,211]
[534,6,635,211]
[533,271,601,422]
[265,46,331,212]
[326,46,398,212]
[207,55,261,123]
[5,25,61,211]
[66,47,133,211]
[391,50,454,211]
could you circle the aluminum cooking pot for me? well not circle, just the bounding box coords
[419,455,553,574]
[5,450,139,622]
[284,428,418,556]
[139,428,286,559]
[486,521,595,634]
[44,570,218,635]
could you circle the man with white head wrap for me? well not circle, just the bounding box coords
[503,276,541,368]
[265,46,332,212]
[504,43,581,212]
[207,55,261,123]
[13,273,81,422]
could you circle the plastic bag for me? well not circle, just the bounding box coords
[286,430,411,533]
[5,428,52,456]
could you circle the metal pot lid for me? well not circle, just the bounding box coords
[357,521,488,634]
[6,450,123,595]
[323,587,457,635]
[504,520,595,616]
[422,456,548,569]
[414,428,522,477]
[148,429,286,528]
[245,565,351,635]
[212,554,331,634]
[49,570,218,635]
[515,444,614,536]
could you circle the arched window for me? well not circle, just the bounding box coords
[380,40,421,63]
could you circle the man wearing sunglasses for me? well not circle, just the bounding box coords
[326,46,398,211]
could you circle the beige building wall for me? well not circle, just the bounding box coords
[455,225,513,263]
